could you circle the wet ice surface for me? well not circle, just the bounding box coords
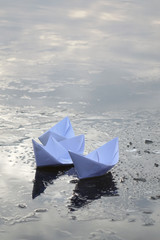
[0,106,160,239]
[1,0,160,239]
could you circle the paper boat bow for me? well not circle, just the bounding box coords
[32,134,85,167]
[69,137,119,179]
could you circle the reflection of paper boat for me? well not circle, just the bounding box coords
[32,134,85,167]
[32,166,73,199]
[69,138,119,179]
[39,116,75,145]
[68,172,118,210]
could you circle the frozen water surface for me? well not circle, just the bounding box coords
[0,0,160,239]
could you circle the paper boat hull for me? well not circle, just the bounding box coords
[69,137,119,179]
[32,134,85,167]
[32,139,72,167]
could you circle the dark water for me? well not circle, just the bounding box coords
[0,0,160,239]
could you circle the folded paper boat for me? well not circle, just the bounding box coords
[69,137,119,179]
[32,134,85,167]
[32,117,85,167]
[39,116,75,145]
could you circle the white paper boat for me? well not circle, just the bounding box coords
[69,137,119,179]
[32,134,85,167]
[39,116,75,145]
